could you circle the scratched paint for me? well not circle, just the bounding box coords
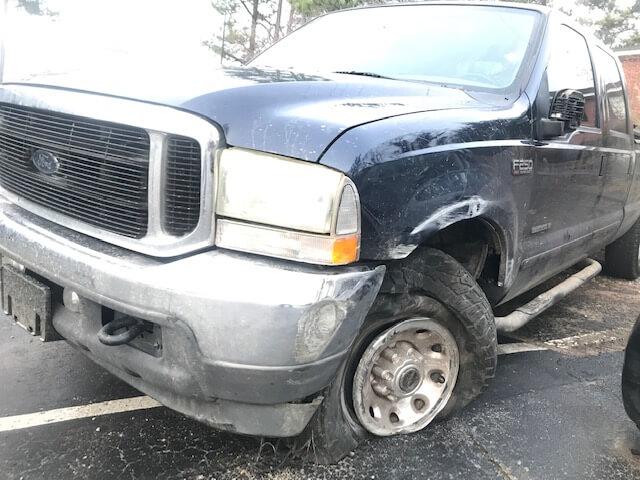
[410,196,490,236]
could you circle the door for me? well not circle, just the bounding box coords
[593,47,634,232]
[522,24,610,280]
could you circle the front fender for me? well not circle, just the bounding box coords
[319,98,534,293]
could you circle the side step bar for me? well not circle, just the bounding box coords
[494,258,602,333]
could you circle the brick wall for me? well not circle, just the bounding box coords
[619,53,640,125]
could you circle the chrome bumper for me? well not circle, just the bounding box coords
[0,198,385,436]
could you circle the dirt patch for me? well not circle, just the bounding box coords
[543,326,631,356]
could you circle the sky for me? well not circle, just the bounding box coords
[2,0,225,81]
[1,0,638,83]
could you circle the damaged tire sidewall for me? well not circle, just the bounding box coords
[302,249,497,463]
[311,293,485,458]
[344,293,478,426]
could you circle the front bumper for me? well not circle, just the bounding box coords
[0,198,385,437]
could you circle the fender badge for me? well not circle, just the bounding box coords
[512,159,533,176]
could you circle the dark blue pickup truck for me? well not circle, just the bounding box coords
[0,1,637,462]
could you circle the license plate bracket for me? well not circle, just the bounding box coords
[1,265,59,341]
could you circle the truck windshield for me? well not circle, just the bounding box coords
[252,5,541,91]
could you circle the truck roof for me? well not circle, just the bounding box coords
[338,1,551,15]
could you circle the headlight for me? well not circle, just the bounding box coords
[215,148,360,265]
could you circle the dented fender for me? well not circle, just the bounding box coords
[320,95,534,298]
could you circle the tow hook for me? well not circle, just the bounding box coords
[98,316,146,346]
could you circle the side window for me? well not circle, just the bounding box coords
[595,47,629,134]
[547,25,597,128]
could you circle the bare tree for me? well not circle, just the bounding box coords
[207,0,287,63]
[0,0,7,83]
[274,0,284,41]
[15,0,56,16]
[515,0,640,48]
[248,0,259,58]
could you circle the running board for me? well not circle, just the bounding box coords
[494,258,602,333]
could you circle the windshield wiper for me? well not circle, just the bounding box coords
[333,70,394,80]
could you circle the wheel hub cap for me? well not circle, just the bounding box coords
[398,366,421,393]
[352,318,460,436]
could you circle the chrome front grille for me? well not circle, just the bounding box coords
[0,85,219,257]
[165,135,202,236]
[0,103,150,238]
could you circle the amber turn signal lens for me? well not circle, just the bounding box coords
[216,219,361,265]
[331,234,360,265]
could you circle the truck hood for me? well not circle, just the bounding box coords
[10,65,489,161]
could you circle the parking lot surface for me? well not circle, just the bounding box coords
[2,261,640,480]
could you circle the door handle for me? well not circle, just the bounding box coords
[599,154,607,176]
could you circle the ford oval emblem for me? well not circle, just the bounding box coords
[31,149,60,175]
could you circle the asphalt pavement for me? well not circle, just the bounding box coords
[1,263,640,479]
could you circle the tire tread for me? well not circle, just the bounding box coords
[297,248,497,463]
[605,219,640,280]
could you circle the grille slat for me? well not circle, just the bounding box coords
[0,122,149,162]
[0,103,150,238]
[0,166,149,218]
[0,113,149,151]
[164,136,201,236]
[1,106,147,138]
[0,114,147,146]
[0,141,147,195]
[0,177,147,236]
[1,107,149,152]
[0,161,145,204]
[0,136,148,178]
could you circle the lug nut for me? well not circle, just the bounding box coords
[407,347,424,361]
[372,365,393,382]
[381,349,399,363]
[372,382,391,397]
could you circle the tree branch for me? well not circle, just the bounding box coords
[224,50,246,63]
[238,0,268,21]
[238,0,253,17]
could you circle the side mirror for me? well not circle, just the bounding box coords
[549,89,585,131]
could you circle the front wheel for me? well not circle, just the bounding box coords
[352,317,459,436]
[296,248,497,463]
[622,315,640,429]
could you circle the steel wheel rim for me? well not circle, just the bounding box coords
[352,318,460,436]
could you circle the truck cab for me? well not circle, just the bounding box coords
[0,2,637,463]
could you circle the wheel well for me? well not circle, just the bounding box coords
[420,218,502,286]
